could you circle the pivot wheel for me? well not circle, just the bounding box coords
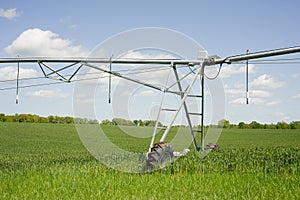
[146,142,174,170]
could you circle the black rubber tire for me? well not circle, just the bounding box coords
[146,142,174,170]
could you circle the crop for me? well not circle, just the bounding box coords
[0,123,299,199]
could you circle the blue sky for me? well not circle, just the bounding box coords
[1,0,300,124]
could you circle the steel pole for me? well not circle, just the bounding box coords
[201,66,205,151]
[1,46,300,67]
[212,46,300,65]
[1,46,300,65]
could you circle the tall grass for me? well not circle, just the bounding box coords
[0,123,299,199]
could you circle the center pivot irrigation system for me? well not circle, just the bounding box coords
[1,45,300,168]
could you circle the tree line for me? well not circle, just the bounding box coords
[217,119,300,130]
[0,113,98,124]
[101,118,163,127]
[1,113,299,129]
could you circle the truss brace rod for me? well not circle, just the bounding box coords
[38,61,47,77]
[84,63,164,92]
[166,65,200,91]
[68,64,83,82]
[46,62,79,76]
[172,64,199,150]
[150,91,166,151]
[39,62,67,81]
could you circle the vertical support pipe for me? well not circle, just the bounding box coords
[201,65,205,151]
[16,55,20,104]
[108,56,112,104]
[246,49,249,104]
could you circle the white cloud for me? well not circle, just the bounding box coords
[136,68,171,85]
[120,50,176,60]
[206,64,255,79]
[76,68,105,85]
[250,74,285,89]
[274,112,290,122]
[5,28,87,57]
[250,90,272,98]
[121,90,131,97]
[0,66,38,80]
[74,98,94,104]
[291,93,300,99]
[27,89,69,98]
[266,101,281,106]
[226,74,285,107]
[222,64,255,78]
[229,97,264,105]
[112,50,175,86]
[225,88,271,98]
[140,90,156,97]
[0,8,18,20]
[229,98,245,105]
[291,73,299,79]
[226,88,243,96]
[233,83,244,89]
[73,93,94,104]
[76,51,187,93]
[247,98,265,104]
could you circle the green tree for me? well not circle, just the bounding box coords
[65,116,73,124]
[249,121,262,129]
[48,115,55,123]
[143,120,151,126]
[138,120,144,126]
[5,115,14,122]
[74,118,83,124]
[143,120,160,127]
[218,119,230,128]
[0,113,5,122]
[55,116,63,123]
[88,119,99,124]
[289,121,300,129]
[266,123,277,129]
[112,118,134,126]
[39,117,48,123]
[133,119,140,126]
[32,115,40,123]
[101,119,112,125]
[238,122,248,129]
[276,121,289,129]
[15,114,27,123]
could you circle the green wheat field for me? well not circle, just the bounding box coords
[0,122,299,199]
